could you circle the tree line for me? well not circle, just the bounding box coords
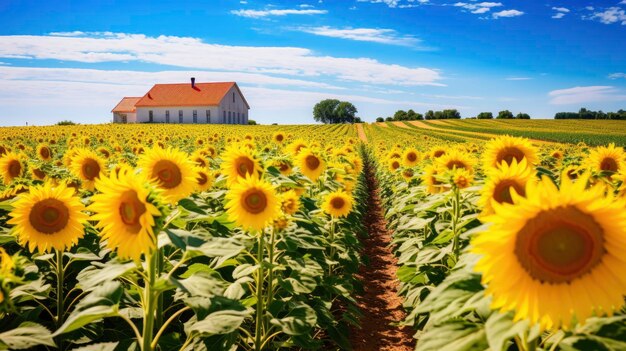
[313,99,362,124]
[554,108,626,120]
[375,109,530,122]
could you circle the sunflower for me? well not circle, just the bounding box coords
[483,135,539,169]
[436,149,474,173]
[0,152,26,185]
[451,168,473,189]
[8,182,87,253]
[194,167,214,192]
[0,184,28,202]
[402,148,421,167]
[562,165,583,181]
[36,144,53,162]
[321,190,353,218]
[479,158,534,216]
[191,150,208,168]
[584,143,625,176]
[279,190,300,215]
[69,149,106,191]
[220,146,263,186]
[387,158,401,173]
[401,168,414,182]
[273,159,293,176]
[473,174,626,331]
[423,165,444,194]
[138,147,196,204]
[30,165,47,181]
[225,175,280,232]
[89,172,162,261]
[429,146,447,159]
[273,132,286,144]
[297,149,326,182]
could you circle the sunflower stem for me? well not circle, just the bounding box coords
[55,249,65,350]
[254,231,265,351]
[451,186,462,262]
[142,251,157,351]
[328,216,336,276]
[266,228,276,314]
[155,247,164,332]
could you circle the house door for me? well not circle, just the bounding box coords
[121,115,127,123]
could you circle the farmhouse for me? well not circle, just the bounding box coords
[111,79,250,124]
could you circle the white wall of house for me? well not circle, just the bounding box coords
[113,112,137,123]
[136,106,221,124]
[219,86,249,125]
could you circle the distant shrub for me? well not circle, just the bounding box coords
[56,120,78,125]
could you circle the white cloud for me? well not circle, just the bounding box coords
[356,0,400,8]
[552,7,569,13]
[294,26,427,47]
[492,9,524,18]
[506,77,532,80]
[552,12,566,19]
[590,7,626,25]
[230,8,327,18]
[454,2,502,14]
[548,86,626,105]
[299,4,314,8]
[585,6,594,11]
[609,72,626,79]
[0,32,443,86]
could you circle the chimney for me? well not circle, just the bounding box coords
[191,77,196,88]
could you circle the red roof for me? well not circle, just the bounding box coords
[134,82,249,108]
[111,97,142,113]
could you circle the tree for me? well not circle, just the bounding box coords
[477,112,493,119]
[516,113,531,119]
[385,117,394,121]
[425,110,435,120]
[442,109,461,119]
[393,110,408,121]
[312,99,358,124]
[406,109,423,120]
[497,110,514,119]
[375,117,384,122]
[247,120,257,125]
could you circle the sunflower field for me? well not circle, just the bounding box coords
[1,121,626,351]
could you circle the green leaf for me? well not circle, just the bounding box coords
[178,198,207,215]
[77,261,135,291]
[270,303,317,336]
[485,311,531,351]
[55,281,123,335]
[187,310,250,336]
[70,342,119,351]
[0,323,55,350]
[417,320,488,351]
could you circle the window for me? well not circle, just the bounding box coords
[233,92,235,103]
[179,110,183,123]
[206,110,210,123]
[165,110,170,123]
[193,110,197,123]
[223,110,226,123]
[148,110,153,123]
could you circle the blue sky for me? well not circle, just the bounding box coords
[0,0,624,126]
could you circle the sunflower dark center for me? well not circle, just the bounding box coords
[39,147,50,159]
[242,189,268,214]
[493,180,525,204]
[29,198,70,234]
[391,161,400,170]
[433,150,445,158]
[119,190,146,233]
[515,206,604,284]
[82,158,101,180]
[305,155,321,171]
[153,160,182,189]
[235,156,255,178]
[496,147,525,166]
[276,134,284,142]
[407,152,417,162]
[197,172,208,186]
[8,160,21,178]
[330,197,345,210]
[446,160,467,170]
[33,168,46,179]
[600,157,618,173]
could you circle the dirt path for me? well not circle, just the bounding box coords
[357,124,368,143]
[377,122,388,128]
[391,121,410,129]
[349,161,414,351]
